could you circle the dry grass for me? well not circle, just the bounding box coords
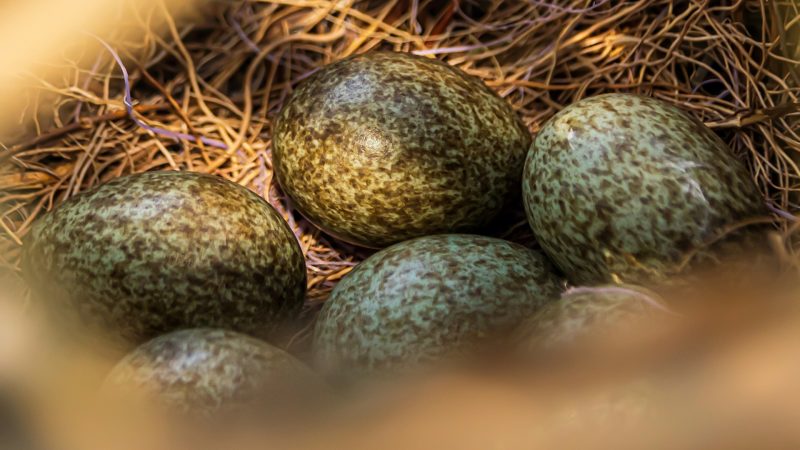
[2,0,799,309]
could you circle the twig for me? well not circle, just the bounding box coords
[91,34,228,149]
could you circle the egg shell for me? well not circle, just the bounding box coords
[313,234,562,374]
[523,94,765,285]
[104,328,319,415]
[517,285,670,350]
[21,171,306,345]
[274,51,531,248]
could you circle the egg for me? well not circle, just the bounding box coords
[523,94,765,285]
[21,171,306,345]
[516,285,671,350]
[273,51,531,248]
[313,234,562,374]
[103,329,320,416]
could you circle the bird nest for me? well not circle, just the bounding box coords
[2,0,800,314]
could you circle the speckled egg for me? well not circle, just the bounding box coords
[273,51,531,248]
[523,94,765,285]
[516,285,671,350]
[21,171,306,345]
[313,234,562,374]
[103,329,319,416]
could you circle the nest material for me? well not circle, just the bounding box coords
[2,0,800,307]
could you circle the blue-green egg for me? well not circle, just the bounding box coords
[523,94,765,285]
[313,234,562,375]
[104,329,321,416]
[516,285,671,350]
[22,171,306,345]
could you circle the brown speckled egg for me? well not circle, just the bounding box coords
[523,94,765,285]
[273,51,531,248]
[516,285,671,350]
[313,234,562,375]
[21,171,306,345]
[104,329,319,416]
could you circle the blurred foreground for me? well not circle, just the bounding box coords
[2,0,800,448]
[2,268,800,450]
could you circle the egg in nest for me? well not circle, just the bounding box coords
[523,94,765,285]
[22,171,307,345]
[274,51,531,248]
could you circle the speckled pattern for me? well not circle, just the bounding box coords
[523,94,765,285]
[517,285,669,350]
[21,171,306,345]
[274,51,531,248]
[313,234,562,373]
[104,329,315,415]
